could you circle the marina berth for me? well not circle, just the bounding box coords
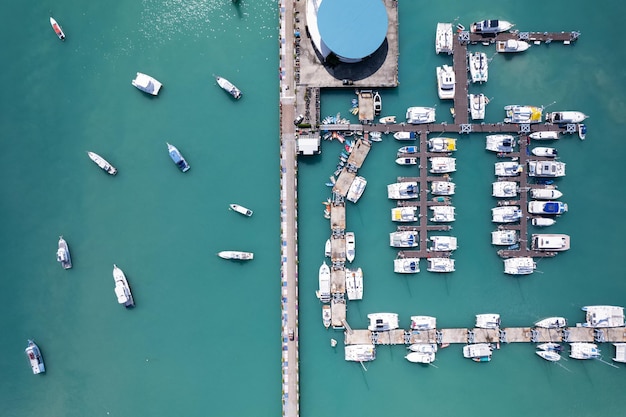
[491,229,518,245]
[435,22,453,55]
[367,313,400,331]
[504,105,542,124]
[57,236,72,269]
[429,157,456,173]
[469,93,487,120]
[131,72,162,96]
[406,106,436,124]
[389,231,419,248]
[569,343,601,360]
[491,206,522,223]
[470,19,514,34]
[215,75,242,99]
[528,160,566,177]
[494,161,523,177]
[475,314,501,329]
[345,232,356,263]
[379,115,396,124]
[317,262,331,303]
[322,305,331,329]
[398,145,418,154]
[396,157,418,165]
[430,205,455,222]
[345,268,363,300]
[503,257,536,275]
[431,181,455,195]
[405,351,436,364]
[229,203,253,217]
[217,251,254,260]
[166,142,190,172]
[394,131,417,141]
[427,257,455,272]
[410,315,437,330]
[531,234,570,251]
[529,131,559,140]
[394,258,420,273]
[486,134,515,153]
[87,151,118,175]
[436,65,456,100]
[534,317,567,329]
[430,235,458,251]
[25,340,45,374]
[347,176,367,203]
[468,52,489,83]
[49,17,65,40]
[387,182,419,199]
[528,201,568,215]
[428,137,457,152]
[531,217,556,227]
[581,306,625,328]
[545,111,588,124]
[463,343,493,362]
[496,39,531,53]
[536,350,561,362]
[345,344,376,362]
[492,181,518,198]
[531,147,558,157]
[391,206,418,222]
[112,264,135,308]
[530,188,563,200]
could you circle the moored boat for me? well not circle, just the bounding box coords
[389,231,418,248]
[530,188,563,200]
[569,343,601,360]
[475,314,501,329]
[430,205,455,222]
[387,182,418,199]
[427,257,455,272]
[113,264,135,308]
[324,239,331,257]
[394,258,420,273]
[367,313,399,331]
[406,106,436,124]
[528,201,568,215]
[430,235,457,251]
[531,234,570,251]
[531,217,556,227]
[345,344,376,362]
[529,131,559,140]
[535,317,567,329]
[468,52,489,83]
[132,72,162,95]
[25,340,45,374]
[545,111,588,124]
[486,134,515,153]
[345,267,363,300]
[410,315,437,330]
[322,305,331,328]
[492,206,522,223]
[536,350,561,362]
[536,342,563,352]
[373,91,382,116]
[317,261,331,303]
[391,206,418,222]
[436,65,455,100]
[429,157,456,173]
[49,17,65,40]
[166,142,190,172]
[428,137,457,152]
[435,22,453,55]
[398,145,418,154]
[492,181,518,198]
[87,151,117,175]
[229,203,253,216]
[347,176,367,203]
[215,75,242,99]
[463,343,493,362]
[531,147,558,157]
[528,160,566,177]
[504,105,542,123]
[431,181,455,195]
[396,157,418,165]
[394,131,417,141]
[57,236,72,269]
[379,115,396,124]
[405,351,436,364]
[578,123,587,140]
[469,93,487,120]
[503,257,536,275]
[345,232,356,263]
[491,229,518,245]
[496,39,530,53]
[470,19,514,34]
[581,305,625,328]
[494,161,523,177]
[218,251,254,260]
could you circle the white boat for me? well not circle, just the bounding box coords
[347,176,367,203]
[396,157,418,165]
[529,131,559,140]
[430,205,455,222]
[463,343,493,362]
[345,344,376,362]
[469,93,487,120]
[435,22,453,55]
[345,267,363,300]
[470,19,514,34]
[535,317,567,329]
[429,157,456,173]
[431,181,455,195]
[531,234,570,251]
[528,160,566,177]
[581,306,625,328]
[536,350,561,362]
[410,315,437,330]
[613,343,626,363]
[57,236,72,269]
[368,313,399,331]
[215,75,242,99]
[373,91,382,116]
[532,217,556,227]
[369,131,382,142]
[504,105,542,123]
[391,206,418,222]
[345,232,355,263]
[569,343,601,360]
[405,351,436,364]
[218,251,254,260]
[496,39,531,53]
[503,257,536,275]
[132,72,162,96]
[406,107,436,124]
[545,111,588,124]
[492,181,518,198]
[387,182,419,199]
[475,314,501,329]
[486,134,515,153]
[491,206,522,223]
[578,123,587,140]
[409,343,438,354]
[167,142,190,172]
[430,236,457,251]
[398,145,418,154]
[229,203,253,216]
[427,257,455,272]
[436,65,456,100]
[49,17,65,40]
[494,161,523,177]
[317,262,331,303]
[322,305,331,328]
[491,229,518,245]
[537,342,563,351]
[530,188,563,200]
[379,115,396,124]
[428,137,457,152]
[87,151,117,175]
[113,264,135,308]
[25,339,45,374]
[468,52,489,83]
[389,231,419,248]
[324,239,331,257]
[531,147,558,157]
[393,131,417,141]
[528,201,568,215]
[394,258,420,273]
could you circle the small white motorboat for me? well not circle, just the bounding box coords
[535,317,567,329]
[132,72,162,96]
[215,75,242,99]
[113,264,135,308]
[396,157,418,165]
[496,39,530,53]
[345,232,356,263]
[218,251,254,260]
[578,123,587,140]
[49,17,65,40]
[531,217,556,227]
[87,151,117,175]
[229,203,253,217]
[322,305,331,329]
[531,147,558,157]
[470,19,514,34]
[537,342,562,351]
[373,91,382,115]
[57,236,72,269]
[394,132,417,141]
[167,143,190,172]
[530,188,563,200]
[379,116,396,124]
[436,65,455,100]
[324,239,331,257]
[25,340,45,374]
[545,111,588,124]
[536,350,561,362]
[529,131,559,140]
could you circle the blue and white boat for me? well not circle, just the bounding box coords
[25,340,45,374]
[166,142,190,172]
[389,231,418,248]
[527,201,568,215]
[398,145,418,154]
[57,236,72,269]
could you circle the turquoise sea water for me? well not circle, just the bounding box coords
[2,1,626,416]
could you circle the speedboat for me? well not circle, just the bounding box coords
[536,350,561,362]
[430,205,455,222]
[345,267,363,300]
[166,142,190,172]
[229,203,253,216]
[537,342,563,352]
[475,314,501,329]
[406,107,436,124]
[217,251,254,260]
[405,351,436,364]
[545,111,588,124]
[530,188,563,200]
[531,147,558,157]
[470,19,514,34]
[379,115,396,124]
[132,72,162,96]
[503,257,536,275]
[528,160,566,177]
[528,201,568,215]
[347,176,367,203]
[427,257,455,272]
[394,131,417,141]
[25,340,45,374]
[324,239,331,257]
[87,151,117,175]
[398,145,418,154]
[504,105,542,123]
[491,229,518,245]
[215,75,242,99]
[410,315,437,330]
[113,264,135,308]
[486,134,515,153]
[492,181,518,198]
[531,234,571,251]
[431,181,455,195]
[408,343,438,353]
[581,305,625,328]
[316,262,331,303]
[391,206,418,222]
[345,232,356,263]
[492,206,522,223]
[389,231,418,248]
[57,236,72,269]
[463,343,493,362]
[469,93,487,120]
[49,17,65,40]
[468,52,488,83]
[494,161,523,177]
[430,236,457,251]
[387,182,418,199]
[569,343,601,360]
[345,344,376,362]
[373,91,382,115]
[496,39,530,53]
[529,131,559,140]
[532,217,556,227]
[369,131,382,142]
[367,313,399,331]
[428,137,457,152]
[578,123,587,140]
[436,65,455,100]
[435,22,453,55]
[535,317,567,329]
[394,258,420,273]
[396,157,418,165]
[429,157,456,173]
[322,305,331,328]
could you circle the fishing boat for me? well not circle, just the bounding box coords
[503,257,536,275]
[496,39,531,53]
[528,201,568,215]
[406,106,436,124]
[491,229,518,245]
[398,145,418,154]
[470,19,514,34]
[215,75,242,99]
[347,176,367,203]
[229,203,253,216]
[528,160,566,177]
[322,305,331,328]
[379,115,396,124]
[504,105,542,123]
[373,91,382,116]
[345,232,356,263]
[405,351,436,364]
[430,205,455,222]
[396,157,418,165]
[529,131,559,140]
[387,182,418,199]
[87,151,117,175]
[530,188,563,200]
[463,343,493,362]
[113,264,135,308]
[492,181,518,198]
[545,111,588,124]
[394,131,417,141]
[324,239,331,257]
[428,137,457,152]
[531,234,571,251]
[431,181,455,195]
[436,65,455,100]
[491,206,522,223]
[345,344,376,362]
[578,123,587,140]
[410,315,437,330]
[427,257,455,273]
[429,157,456,173]
[569,343,601,360]
[537,342,563,352]
[494,161,523,177]
[532,217,556,227]
[217,251,254,260]
[391,206,418,222]
[581,305,625,328]
[131,72,162,96]
[367,313,400,331]
[475,314,501,329]
[468,52,489,83]
[57,236,72,269]
[394,258,420,273]
[536,350,561,362]
[389,231,419,248]
[430,235,458,251]
[469,93,487,120]
[25,340,45,374]
[535,317,567,329]
[345,267,363,300]
[316,262,331,303]
[531,147,558,157]
[49,17,65,40]
[166,142,190,172]
[435,22,453,55]
[486,134,515,153]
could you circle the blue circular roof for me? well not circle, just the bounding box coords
[317,0,388,60]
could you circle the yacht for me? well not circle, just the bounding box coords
[475,314,501,329]
[406,106,436,124]
[131,72,162,95]
[491,229,518,245]
[113,264,135,308]
[470,19,514,34]
[581,306,625,328]
[428,137,457,152]
[430,205,455,222]
[367,313,399,331]
[217,251,254,260]
[429,157,456,173]
[535,317,567,329]
[532,217,556,227]
[492,181,518,198]
[536,350,561,362]
[504,105,542,123]
[373,91,382,116]
[430,236,457,251]
[528,201,568,215]
[347,176,367,203]
[345,267,363,300]
[391,206,418,222]
[394,258,420,274]
[545,111,588,124]
[215,75,242,99]
[529,131,559,140]
[463,343,493,362]
[166,142,190,172]
[486,134,515,153]
[229,203,253,216]
[389,231,419,248]
[503,257,536,275]
[345,232,356,263]
[468,52,489,83]
[496,39,531,53]
[528,160,566,177]
[531,234,570,251]
[405,351,436,364]
[379,116,396,124]
[491,206,522,223]
[530,188,563,200]
[322,305,331,328]
[531,147,558,157]
[436,65,455,100]
[396,157,418,165]
[435,22,453,55]
[537,342,563,352]
[317,262,331,303]
[344,344,376,362]
[469,93,487,120]
[394,131,417,141]
[57,236,72,269]
[410,315,437,330]
[324,239,331,258]
[387,182,419,199]
[569,343,601,360]
[49,16,65,40]
[427,257,455,272]
[431,181,455,195]
[398,145,418,154]
[25,340,45,374]
[494,161,523,177]
[87,151,118,175]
